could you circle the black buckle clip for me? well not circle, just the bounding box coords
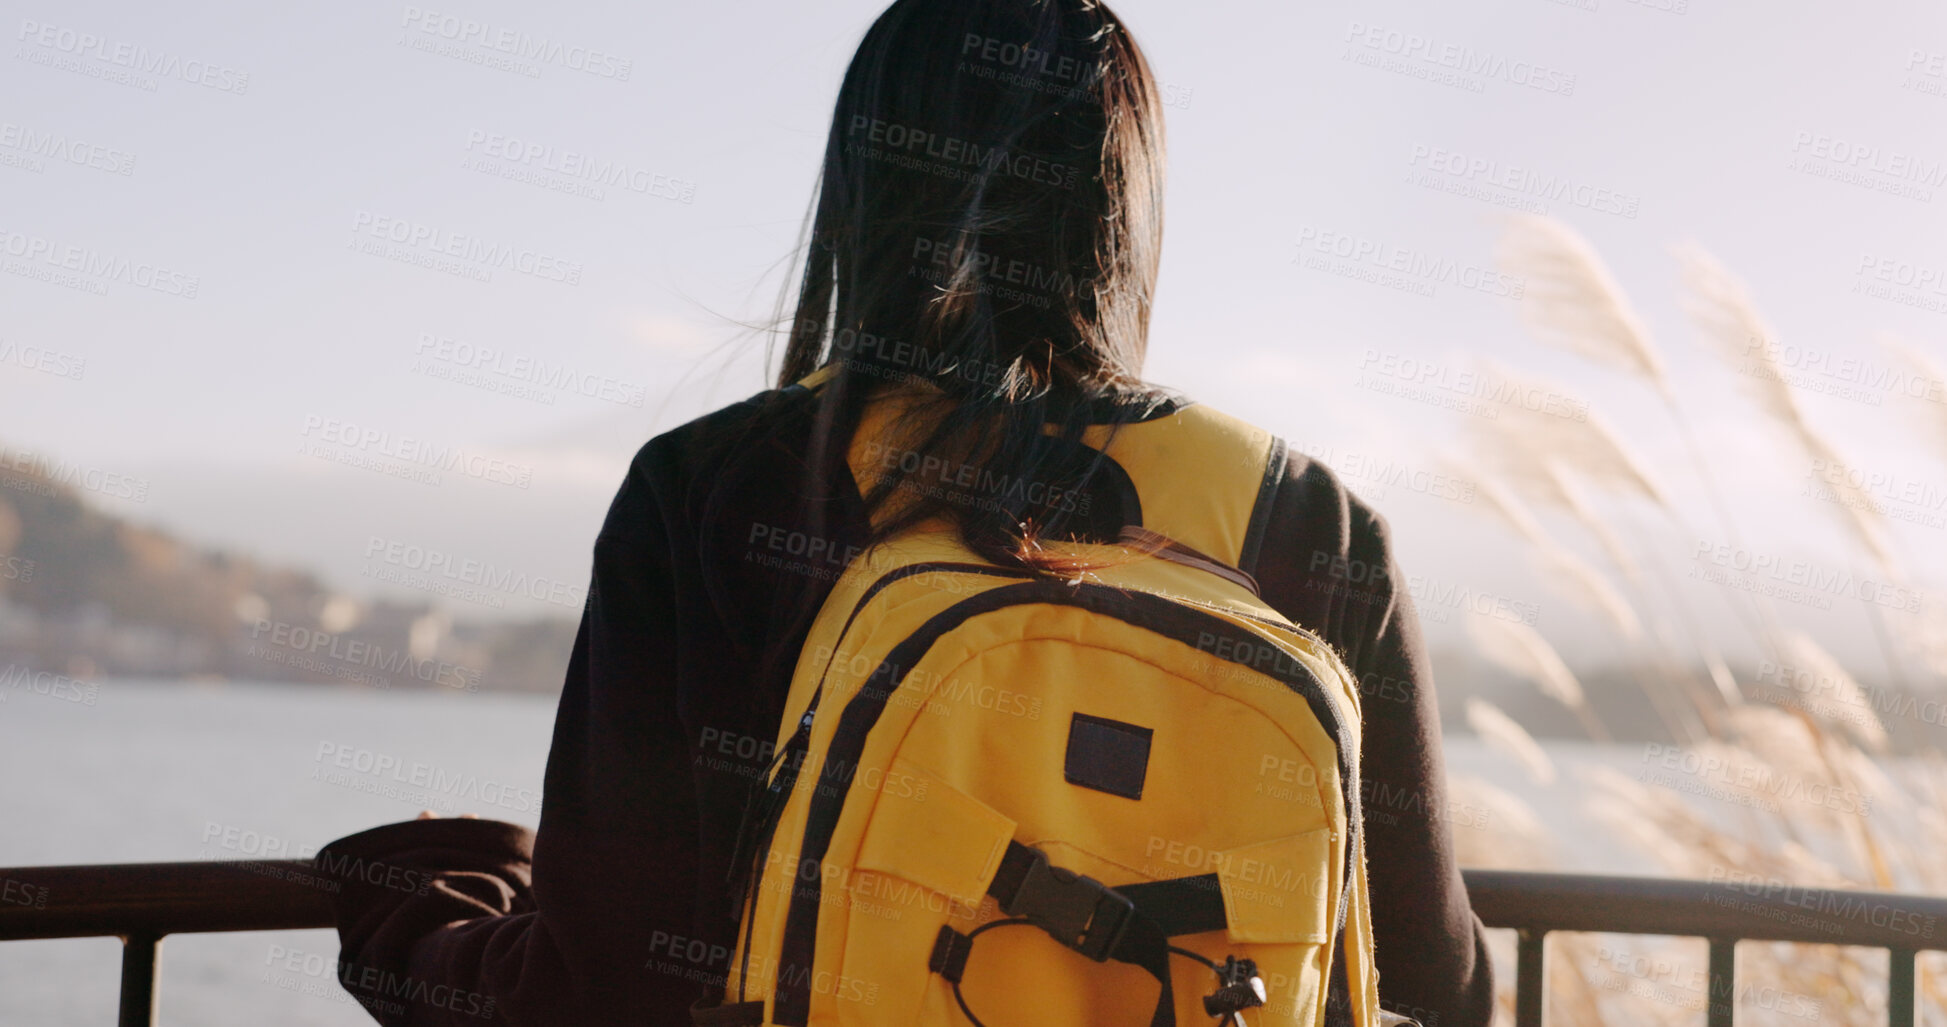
[999,849,1136,962]
[1203,955,1266,1023]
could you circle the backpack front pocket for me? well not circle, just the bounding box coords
[833,756,1014,1026]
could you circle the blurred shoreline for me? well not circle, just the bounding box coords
[0,453,577,695]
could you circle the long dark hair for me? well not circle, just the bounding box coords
[776,0,1171,568]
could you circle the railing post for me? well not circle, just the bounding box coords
[1888,947,1915,1027]
[117,931,161,1027]
[1706,938,1735,1027]
[1515,928,1547,1027]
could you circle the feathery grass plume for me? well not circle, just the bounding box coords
[1464,453,1729,738]
[1720,705,1853,815]
[1537,708,1938,1023]
[1482,730,1942,1023]
[1543,934,1614,1027]
[1879,334,1947,451]
[1467,615,1611,742]
[1887,754,1947,890]
[1538,466,1643,584]
[1584,746,1900,1027]
[1575,764,1762,876]
[1466,403,1652,590]
[1466,421,1582,517]
[1495,220,1794,690]
[1459,461,1551,547]
[1465,698,1558,785]
[1470,615,1584,707]
[1705,651,1744,708]
[1678,733,1878,870]
[1536,543,1644,642]
[1444,773,1557,870]
[1475,428,1642,581]
[1831,745,1908,881]
[1675,244,1899,577]
[1576,936,1715,1027]
[1495,214,1670,394]
[1767,633,1889,752]
[1723,703,1894,889]
[1578,758,1861,893]
[1496,217,1764,598]
[1475,358,1671,509]
[1451,461,1645,641]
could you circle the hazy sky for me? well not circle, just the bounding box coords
[5,0,1946,683]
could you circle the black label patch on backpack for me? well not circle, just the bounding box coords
[1064,713,1152,800]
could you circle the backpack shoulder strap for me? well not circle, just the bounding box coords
[834,388,1289,576]
[1089,404,1287,579]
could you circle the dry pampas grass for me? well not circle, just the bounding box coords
[1559,718,1939,1027]
[1467,616,1611,742]
[1472,679,1945,1025]
[1496,213,1671,395]
[1535,544,1644,643]
[1494,215,1742,558]
[1466,697,1559,785]
[1447,771,1558,869]
[1466,219,1947,1025]
[1769,633,1891,753]
[1463,716,1939,1023]
[1475,359,1670,510]
[1460,467,1643,641]
[1675,243,1900,578]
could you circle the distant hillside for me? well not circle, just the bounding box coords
[0,457,576,693]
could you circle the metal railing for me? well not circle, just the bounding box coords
[1464,870,1947,1027]
[0,860,334,1026]
[1,862,1943,1025]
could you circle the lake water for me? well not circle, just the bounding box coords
[0,679,1640,1025]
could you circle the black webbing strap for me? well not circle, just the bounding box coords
[688,998,765,1026]
[929,926,974,984]
[1322,829,1365,1027]
[983,841,1172,1025]
[977,841,1365,1027]
[983,841,1237,1027]
[1326,943,1354,1027]
[1116,915,1178,1027]
[1124,874,1355,1027]
[1113,875,1226,937]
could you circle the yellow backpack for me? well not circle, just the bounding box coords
[698,389,1385,1027]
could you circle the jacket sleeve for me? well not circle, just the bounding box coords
[1252,455,1497,1027]
[316,439,707,1026]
